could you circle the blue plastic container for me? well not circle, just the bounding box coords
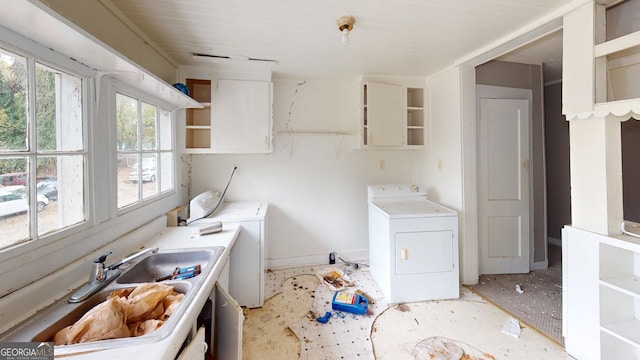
[331,291,368,315]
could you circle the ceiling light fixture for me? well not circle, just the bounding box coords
[337,15,355,45]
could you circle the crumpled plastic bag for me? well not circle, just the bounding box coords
[129,319,164,337]
[54,297,130,345]
[54,282,182,345]
[163,292,185,318]
[121,283,175,322]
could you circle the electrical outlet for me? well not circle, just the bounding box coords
[329,252,336,264]
[379,160,385,170]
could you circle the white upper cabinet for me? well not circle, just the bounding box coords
[212,79,272,153]
[359,79,426,149]
[365,82,405,147]
[179,66,273,154]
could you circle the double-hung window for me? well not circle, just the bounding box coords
[116,92,174,209]
[0,46,86,250]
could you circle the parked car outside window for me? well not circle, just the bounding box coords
[0,172,27,186]
[128,159,157,183]
[37,178,58,201]
[0,190,49,217]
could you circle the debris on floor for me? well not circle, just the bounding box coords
[355,289,375,304]
[316,267,354,290]
[515,284,524,294]
[412,336,496,360]
[242,274,319,360]
[501,317,522,338]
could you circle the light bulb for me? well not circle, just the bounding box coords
[342,28,350,44]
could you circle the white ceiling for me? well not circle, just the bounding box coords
[106,0,572,80]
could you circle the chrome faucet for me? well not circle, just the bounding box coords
[69,247,159,303]
[69,251,119,303]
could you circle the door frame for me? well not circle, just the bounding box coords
[457,18,562,284]
[476,85,534,273]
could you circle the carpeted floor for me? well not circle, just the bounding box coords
[467,244,563,345]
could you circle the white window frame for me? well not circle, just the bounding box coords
[112,81,177,215]
[0,38,92,252]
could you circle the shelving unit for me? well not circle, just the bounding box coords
[599,239,640,359]
[406,87,425,147]
[185,79,212,150]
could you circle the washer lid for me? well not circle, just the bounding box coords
[371,200,456,218]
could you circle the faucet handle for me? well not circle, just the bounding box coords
[94,251,112,265]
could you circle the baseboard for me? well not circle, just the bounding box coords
[268,249,368,269]
[530,260,549,271]
[548,236,562,247]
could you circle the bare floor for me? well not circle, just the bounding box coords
[243,265,571,360]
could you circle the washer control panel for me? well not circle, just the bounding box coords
[368,184,426,199]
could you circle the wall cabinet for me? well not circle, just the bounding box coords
[360,81,425,149]
[212,79,272,153]
[180,68,273,154]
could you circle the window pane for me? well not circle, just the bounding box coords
[141,153,158,199]
[117,153,139,208]
[36,63,83,151]
[141,102,157,150]
[160,152,173,192]
[0,158,29,248]
[116,94,138,150]
[159,108,172,150]
[36,155,85,236]
[0,50,28,151]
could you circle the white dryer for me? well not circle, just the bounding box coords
[368,184,459,304]
[191,199,268,309]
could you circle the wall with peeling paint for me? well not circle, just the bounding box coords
[189,79,425,267]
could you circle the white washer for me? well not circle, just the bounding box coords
[197,201,268,308]
[368,184,459,304]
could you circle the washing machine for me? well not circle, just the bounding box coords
[189,195,268,309]
[368,184,459,304]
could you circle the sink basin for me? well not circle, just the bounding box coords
[0,246,225,355]
[31,281,192,343]
[117,250,216,284]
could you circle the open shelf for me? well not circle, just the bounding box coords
[184,78,212,151]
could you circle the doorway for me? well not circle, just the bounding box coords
[467,30,570,345]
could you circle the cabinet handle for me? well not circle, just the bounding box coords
[400,248,408,260]
[200,342,208,354]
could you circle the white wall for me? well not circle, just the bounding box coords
[418,68,469,282]
[188,79,425,267]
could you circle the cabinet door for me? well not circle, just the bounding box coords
[367,82,404,147]
[212,79,272,153]
[214,281,243,360]
[177,326,207,360]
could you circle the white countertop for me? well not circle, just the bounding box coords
[0,221,240,360]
